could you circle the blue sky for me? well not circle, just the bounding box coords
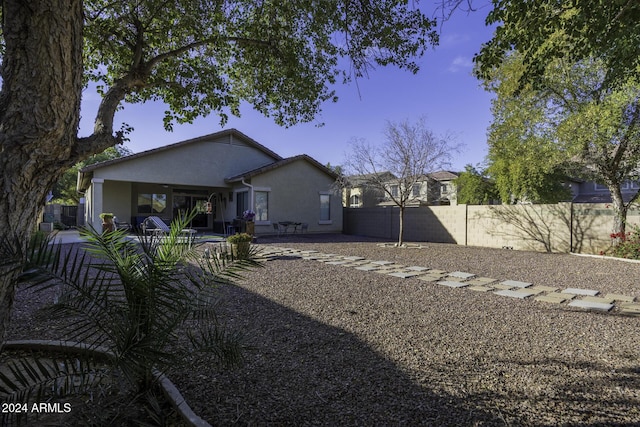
[78,4,496,172]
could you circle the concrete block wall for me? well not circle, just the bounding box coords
[344,203,640,254]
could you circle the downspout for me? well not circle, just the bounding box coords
[241,178,254,212]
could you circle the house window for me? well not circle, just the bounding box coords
[320,194,331,221]
[349,194,360,207]
[390,185,399,197]
[254,191,269,221]
[594,183,608,191]
[137,193,167,214]
[412,184,421,197]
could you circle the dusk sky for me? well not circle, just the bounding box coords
[78,3,496,172]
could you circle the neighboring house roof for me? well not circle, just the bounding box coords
[346,172,397,187]
[225,154,338,183]
[428,170,459,181]
[572,193,637,204]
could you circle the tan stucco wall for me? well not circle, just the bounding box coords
[103,180,132,225]
[92,135,276,187]
[250,159,342,234]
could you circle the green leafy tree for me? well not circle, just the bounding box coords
[482,53,640,235]
[453,164,497,205]
[51,146,133,204]
[474,0,640,90]
[0,0,439,347]
[483,55,572,204]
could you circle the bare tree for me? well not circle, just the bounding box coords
[343,117,460,246]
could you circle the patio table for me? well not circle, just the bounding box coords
[278,221,302,234]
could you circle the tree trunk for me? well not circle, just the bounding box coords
[0,0,84,350]
[609,184,628,242]
[397,206,405,246]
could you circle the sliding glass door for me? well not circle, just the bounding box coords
[173,190,209,228]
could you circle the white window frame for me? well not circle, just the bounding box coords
[319,191,332,224]
[253,187,271,225]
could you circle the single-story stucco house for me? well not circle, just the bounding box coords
[77,129,342,235]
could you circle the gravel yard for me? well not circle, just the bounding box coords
[6,234,640,426]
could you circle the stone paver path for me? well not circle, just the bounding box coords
[255,245,640,316]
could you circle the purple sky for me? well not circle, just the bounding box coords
[78,5,496,172]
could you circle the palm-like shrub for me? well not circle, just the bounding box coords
[1,210,259,424]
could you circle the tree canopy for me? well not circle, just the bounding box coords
[474,0,640,90]
[82,0,438,135]
[481,51,640,234]
[453,164,497,205]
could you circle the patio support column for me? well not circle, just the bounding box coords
[91,178,104,230]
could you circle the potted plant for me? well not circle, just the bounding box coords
[227,232,252,259]
[99,212,115,233]
[243,210,256,235]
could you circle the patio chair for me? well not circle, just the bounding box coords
[143,216,197,238]
[272,222,281,236]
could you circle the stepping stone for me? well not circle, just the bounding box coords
[605,293,636,303]
[355,265,381,271]
[416,274,446,283]
[494,289,536,299]
[343,260,371,266]
[568,300,614,312]
[371,260,395,266]
[500,280,532,289]
[406,266,430,272]
[519,287,546,296]
[448,271,475,279]
[425,269,447,275]
[468,285,494,292]
[492,283,518,290]
[620,303,640,316]
[581,296,615,304]
[535,294,571,304]
[562,288,599,296]
[466,277,497,286]
[300,250,319,254]
[528,285,559,293]
[325,260,349,265]
[387,271,423,279]
[437,280,468,288]
[343,256,366,261]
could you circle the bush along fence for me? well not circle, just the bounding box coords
[343,203,640,255]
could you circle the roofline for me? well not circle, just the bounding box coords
[77,129,284,192]
[79,128,282,174]
[225,154,338,183]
